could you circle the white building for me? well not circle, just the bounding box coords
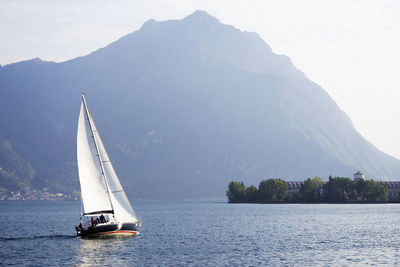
[353,171,365,182]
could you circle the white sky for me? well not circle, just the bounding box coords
[1,0,400,159]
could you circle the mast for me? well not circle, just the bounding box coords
[81,94,115,216]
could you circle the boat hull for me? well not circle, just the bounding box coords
[76,223,139,238]
[83,230,139,238]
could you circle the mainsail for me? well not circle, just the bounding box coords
[77,95,138,223]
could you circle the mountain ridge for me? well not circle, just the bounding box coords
[0,10,399,199]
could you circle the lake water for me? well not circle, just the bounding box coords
[1,201,400,266]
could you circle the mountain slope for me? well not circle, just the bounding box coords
[0,10,399,199]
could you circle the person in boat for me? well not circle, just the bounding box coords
[100,214,105,223]
[75,223,82,232]
[90,217,94,227]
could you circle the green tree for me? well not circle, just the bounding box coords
[376,181,388,202]
[274,179,288,202]
[258,179,288,203]
[226,181,246,203]
[356,179,387,202]
[300,176,323,202]
[245,185,258,203]
[324,177,354,202]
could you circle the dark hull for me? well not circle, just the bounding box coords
[76,223,139,237]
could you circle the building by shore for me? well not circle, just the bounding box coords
[382,181,400,202]
[0,189,78,201]
[287,171,400,202]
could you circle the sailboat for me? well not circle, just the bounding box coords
[75,94,141,237]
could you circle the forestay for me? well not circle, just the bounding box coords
[95,123,138,222]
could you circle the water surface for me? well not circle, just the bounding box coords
[1,201,400,266]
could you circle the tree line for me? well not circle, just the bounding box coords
[226,176,388,203]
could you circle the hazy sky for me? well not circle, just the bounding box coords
[2,0,400,159]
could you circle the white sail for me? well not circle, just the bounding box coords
[96,135,138,223]
[77,102,113,215]
[77,95,138,223]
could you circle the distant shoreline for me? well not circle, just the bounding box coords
[227,201,400,204]
[226,177,393,204]
[0,199,79,202]
[2,199,400,204]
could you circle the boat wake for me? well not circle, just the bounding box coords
[0,234,76,241]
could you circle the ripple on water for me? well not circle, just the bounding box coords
[1,202,400,265]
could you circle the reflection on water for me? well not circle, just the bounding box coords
[76,237,132,266]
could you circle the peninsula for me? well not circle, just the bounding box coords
[226,172,399,203]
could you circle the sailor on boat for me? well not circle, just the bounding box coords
[75,94,141,237]
[100,214,105,223]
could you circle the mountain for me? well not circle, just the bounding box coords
[1,10,399,199]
